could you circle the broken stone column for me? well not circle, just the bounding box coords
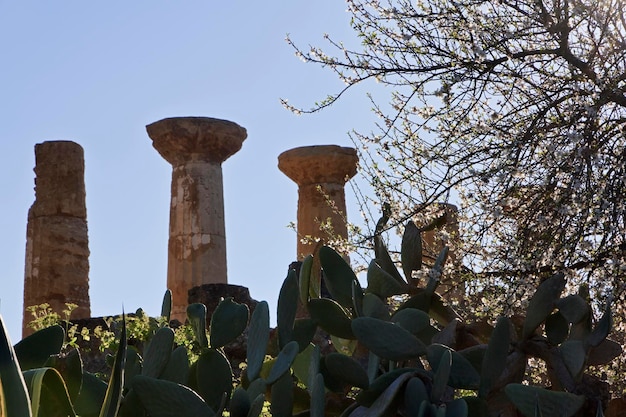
[23,141,91,337]
[421,203,462,303]
[422,203,460,264]
[278,145,358,260]
[146,117,247,322]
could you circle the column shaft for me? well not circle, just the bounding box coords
[296,183,349,259]
[23,141,90,337]
[147,116,247,322]
[278,145,358,260]
[167,161,227,320]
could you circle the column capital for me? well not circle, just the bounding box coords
[278,145,358,186]
[146,117,247,166]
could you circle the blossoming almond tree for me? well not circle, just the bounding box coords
[284,0,626,387]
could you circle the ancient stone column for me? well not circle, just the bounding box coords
[146,117,247,322]
[23,141,91,337]
[422,203,460,263]
[278,145,358,260]
[421,203,462,303]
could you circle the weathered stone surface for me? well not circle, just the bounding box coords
[608,396,626,417]
[147,117,247,322]
[187,283,258,323]
[29,141,87,218]
[188,283,259,371]
[278,145,358,260]
[23,141,91,337]
[278,145,357,186]
[421,203,459,262]
[24,217,90,310]
[147,117,247,165]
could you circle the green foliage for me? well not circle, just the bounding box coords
[133,375,215,417]
[246,301,270,382]
[504,384,585,417]
[400,219,422,282]
[479,316,510,398]
[98,311,126,417]
[25,303,70,333]
[1,311,129,417]
[15,325,65,371]
[366,259,408,298]
[23,367,76,417]
[277,269,298,349]
[0,315,32,416]
[26,303,91,350]
[319,245,360,308]
[195,348,232,410]
[308,298,355,339]
[522,273,566,339]
[4,210,621,416]
[266,341,299,385]
[324,353,369,389]
[286,3,626,382]
[210,298,249,349]
[141,327,174,378]
[273,209,620,416]
[161,290,172,325]
[352,316,426,361]
[186,303,209,349]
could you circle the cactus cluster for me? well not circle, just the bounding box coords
[1,211,622,416]
[261,209,621,416]
[0,312,128,417]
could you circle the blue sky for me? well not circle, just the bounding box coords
[0,2,379,341]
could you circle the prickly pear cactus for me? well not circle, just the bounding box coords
[5,211,620,417]
[266,207,621,417]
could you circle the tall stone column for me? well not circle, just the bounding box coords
[278,145,358,260]
[146,117,247,322]
[23,141,91,337]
